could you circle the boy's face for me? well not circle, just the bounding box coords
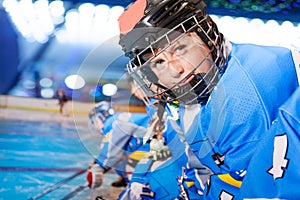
[146,32,212,89]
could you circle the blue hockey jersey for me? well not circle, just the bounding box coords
[179,43,299,199]
[96,111,151,176]
[118,104,189,200]
[237,86,300,199]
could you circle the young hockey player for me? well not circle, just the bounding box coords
[117,0,300,198]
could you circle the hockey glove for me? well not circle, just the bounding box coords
[87,163,104,189]
[130,182,155,200]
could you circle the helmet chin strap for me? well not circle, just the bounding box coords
[164,73,210,105]
[141,67,210,105]
[139,56,213,105]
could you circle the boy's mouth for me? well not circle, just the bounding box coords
[179,74,194,87]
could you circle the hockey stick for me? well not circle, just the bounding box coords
[28,168,88,200]
[60,182,89,200]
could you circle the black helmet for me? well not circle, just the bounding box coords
[119,0,227,105]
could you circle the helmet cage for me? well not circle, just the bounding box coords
[126,14,226,105]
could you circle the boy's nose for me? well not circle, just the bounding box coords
[169,60,184,77]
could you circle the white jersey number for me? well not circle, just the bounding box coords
[219,190,234,200]
[267,134,289,180]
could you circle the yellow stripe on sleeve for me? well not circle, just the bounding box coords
[128,151,148,160]
[218,174,242,188]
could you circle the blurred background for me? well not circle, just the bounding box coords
[1,0,300,104]
[0,2,299,199]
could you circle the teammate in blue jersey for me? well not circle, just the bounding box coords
[87,82,190,199]
[87,100,152,189]
[88,101,192,199]
[118,102,192,200]
[237,86,300,199]
[117,0,300,199]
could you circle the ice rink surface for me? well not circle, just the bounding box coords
[0,108,124,200]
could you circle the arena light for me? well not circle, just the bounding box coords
[264,20,280,46]
[3,0,299,49]
[109,5,124,21]
[3,0,63,43]
[90,4,110,43]
[22,79,36,89]
[64,74,86,90]
[212,16,300,49]
[49,0,64,17]
[48,0,65,24]
[102,83,117,96]
[63,9,80,42]
[248,18,266,44]
[56,5,124,45]
[40,88,55,98]
[106,6,124,37]
[39,77,53,88]
[78,3,95,42]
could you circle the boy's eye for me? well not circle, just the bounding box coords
[175,45,186,54]
[155,59,164,65]
[150,59,165,69]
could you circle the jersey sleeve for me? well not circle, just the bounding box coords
[238,86,300,199]
[97,112,149,171]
